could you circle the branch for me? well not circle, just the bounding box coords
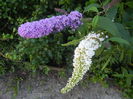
[0,52,6,58]
[54,8,68,15]
[49,66,65,71]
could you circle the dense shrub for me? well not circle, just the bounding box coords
[0,0,133,98]
[0,0,72,73]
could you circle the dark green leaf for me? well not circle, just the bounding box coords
[115,23,131,42]
[108,37,130,45]
[101,56,111,70]
[125,1,133,8]
[106,6,118,20]
[98,16,120,36]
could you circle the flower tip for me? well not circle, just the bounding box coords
[60,88,66,94]
[106,35,108,38]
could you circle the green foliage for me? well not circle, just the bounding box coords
[6,33,72,73]
[83,1,133,97]
[58,70,66,78]
[42,66,50,75]
[92,15,99,28]
[84,4,100,13]
[0,64,5,75]
[61,0,133,97]
[61,38,82,46]
[0,0,77,74]
[125,1,133,8]
[106,6,118,20]
[0,0,133,98]
[98,16,120,36]
[108,37,130,46]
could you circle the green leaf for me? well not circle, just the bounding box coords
[102,0,110,6]
[61,38,83,46]
[92,15,99,28]
[98,16,120,36]
[121,67,128,75]
[126,77,132,87]
[43,66,50,75]
[113,74,133,78]
[95,46,104,56]
[89,6,99,12]
[125,1,133,8]
[98,17,131,43]
[84,3,100,13]
[108,37,130,45]
[106,6,118,20]
[115,23,131,42]
[120,50,124,62]
[101,56,111,71]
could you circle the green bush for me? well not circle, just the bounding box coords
[0,0,85,73]
[0,0,133,98]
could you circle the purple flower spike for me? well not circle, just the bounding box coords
[18,11,82,38]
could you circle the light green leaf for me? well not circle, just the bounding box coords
[89,6,98,12]
[61,38,83,46]
[84,3,100,13]
[101,56,111,71]
[92,15,99,27]
[113,74,133,78]
[102,0,110,6]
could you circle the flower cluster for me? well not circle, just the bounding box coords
[18,11,82,38]
[61,32,105,93]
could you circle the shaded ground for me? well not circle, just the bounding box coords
[0,72,125,99]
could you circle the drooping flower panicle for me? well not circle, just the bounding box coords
[18,11,82,38]
[61,32,105,93]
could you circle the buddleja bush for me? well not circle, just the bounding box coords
[0,0,133,98]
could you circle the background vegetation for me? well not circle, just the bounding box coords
[0,0,133,98]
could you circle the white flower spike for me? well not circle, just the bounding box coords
[61,31,105,93]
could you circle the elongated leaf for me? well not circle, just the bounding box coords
[120,50,124,62]
[98,16,120,36]
[95,46,104,56]
[61,38,83,46]
[101,56,111,70]
[115,23,131,42]
[92,15,99,28]
[98,16,132,43]
[108,37,130,45]
[113,74,133,78]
